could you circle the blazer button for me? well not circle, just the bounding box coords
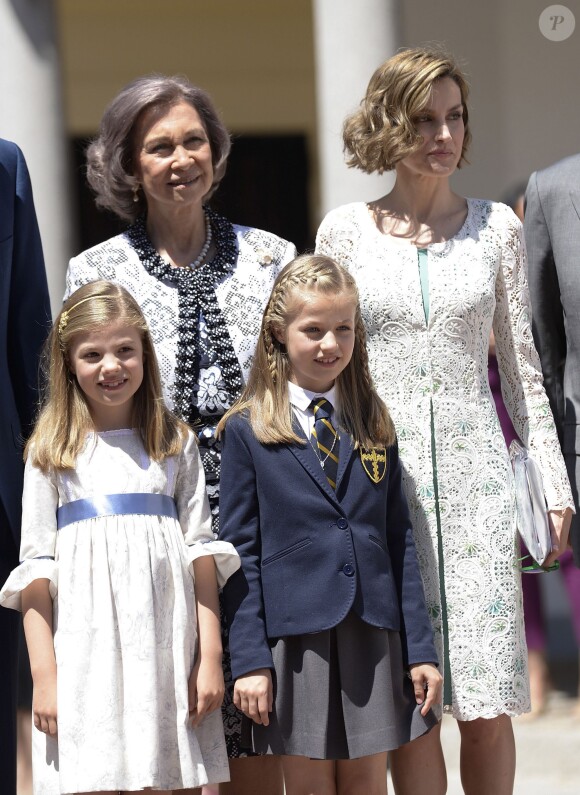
[342,563,355,576]
[337,518,348,530]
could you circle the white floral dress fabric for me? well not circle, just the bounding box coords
[316,199,574,720]
[0,429,240,793]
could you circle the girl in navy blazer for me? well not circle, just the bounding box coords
[218,255,441,794]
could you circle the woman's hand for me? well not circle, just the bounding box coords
[233,668,273,726]
[409,662,442,716]
[32,670,58,735]
[188,651,225,727]
[545,507,573,567]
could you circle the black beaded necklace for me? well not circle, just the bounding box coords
[127,206,244,424]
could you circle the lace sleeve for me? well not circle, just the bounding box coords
[65,251,93,300]
[65,236,131,301]
[492,208,574,511]
[315,208,358,267]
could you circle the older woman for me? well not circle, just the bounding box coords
[316,47,573,795]
[65,75,295,794]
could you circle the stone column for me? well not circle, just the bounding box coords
[0,0,74,314]
[312,0,401,220]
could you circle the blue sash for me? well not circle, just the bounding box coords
[57,493,178,530]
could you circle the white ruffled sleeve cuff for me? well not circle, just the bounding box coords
[0,559,58,611]
[186,540,241,588]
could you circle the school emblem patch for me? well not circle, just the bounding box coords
[360,448,387,483]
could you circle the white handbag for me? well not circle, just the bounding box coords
[509,440,553,567]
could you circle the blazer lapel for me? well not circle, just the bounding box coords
[287,417,342,504]
[335,432,355,493]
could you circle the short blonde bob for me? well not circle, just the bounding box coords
[28,280,188,472]
[86,74,231,223]
[218,254,396,450]
[343,46,471,174]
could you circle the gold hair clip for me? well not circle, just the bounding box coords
[58,310,70,337]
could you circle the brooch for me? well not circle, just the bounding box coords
[360,448,387,483]
[257,249,273,266]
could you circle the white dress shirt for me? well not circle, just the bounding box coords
[287,381,339,438]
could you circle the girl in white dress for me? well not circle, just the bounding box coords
[0,280,240,795]
[315,47,574,795]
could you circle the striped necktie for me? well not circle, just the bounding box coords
[309,398,340,489]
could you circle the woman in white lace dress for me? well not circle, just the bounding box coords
[65,76,295,795]
[316,47,573,795]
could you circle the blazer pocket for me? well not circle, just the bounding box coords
[262,537,312,567]
[368,533,387,552]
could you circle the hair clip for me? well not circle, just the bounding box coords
[58,310,70,337]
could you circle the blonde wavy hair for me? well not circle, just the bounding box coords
[28,280,188,472]
[218,255,396,449]
[343,45,471,174]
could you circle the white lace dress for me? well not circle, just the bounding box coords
[316,199,574,720]
[0,430,240,793]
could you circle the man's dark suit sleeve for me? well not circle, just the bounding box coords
[7,145,51,438]
[525,171,567,441]
[0,139,49,795]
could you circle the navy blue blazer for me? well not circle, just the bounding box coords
[219,413,437,680]
[0,140,50,545]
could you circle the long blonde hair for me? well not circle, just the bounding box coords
[218,255,396,448]
[28,280,188,471]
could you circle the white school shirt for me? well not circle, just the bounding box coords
[287,381,339,438]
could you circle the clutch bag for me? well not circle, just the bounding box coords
[509,440,552,566]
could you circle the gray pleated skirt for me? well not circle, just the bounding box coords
[251,611,439,760]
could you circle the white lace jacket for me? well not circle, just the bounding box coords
[66,225,296,409]
[316,199,573,719]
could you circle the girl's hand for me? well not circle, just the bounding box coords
[545,508,573,567]
[233,668,273,726]
[22,579,57,735]
[188,652,225,728]
[189,556,224,727]
[409,662,442,716]
[32,670,58,735]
